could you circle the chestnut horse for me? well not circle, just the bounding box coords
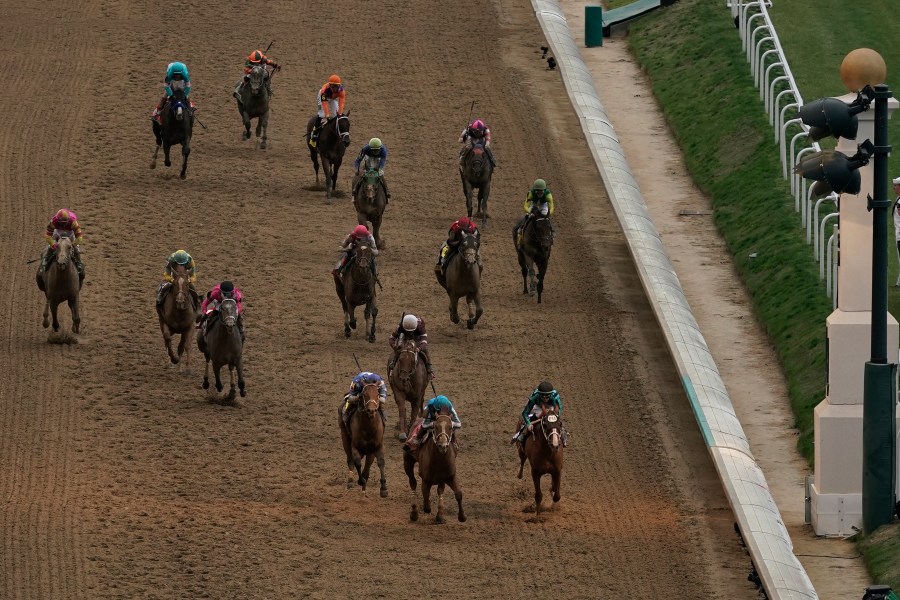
[404,412,466,524]
[517,406,564,517]
[335,244,378,342]
[388,337,428,441]
[156,266,199,371]
[339,382,388,497]
[39,237,82,335]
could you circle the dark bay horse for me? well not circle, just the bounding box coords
[441,231,483,329]
[404,412,466,524]
[388,337,427,441]
[151,81,193,179]
[514,215,553,303]
[307,112,351,202]
[460,142,493,228]
[335,244,378,342]
[339,382,388,497]
[517,406,564,518]
[237,64,271,149]
[156,266,199,371]
[38,237,81,335]
[353,157,387,248]
[198,298,245,403]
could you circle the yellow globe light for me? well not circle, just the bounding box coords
[840,48,887,92]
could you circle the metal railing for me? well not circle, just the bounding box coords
[730,0,838,298]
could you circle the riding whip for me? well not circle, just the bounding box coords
[352,352,363,372]
[429,379,438,397]
[466,100,477,125]
[264,40,275,54]
[25,257,40,264]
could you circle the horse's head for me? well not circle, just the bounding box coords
[470,142,486,176]
[354,244,372,270]
[172,265,188,309]
[531,217,554,251]
[540,413,563,452]
[335,113,351,147]
[54,237,74,268]
[459,231,479,266]
[359,382,381,417]
[249,65,267,96]
[432,413,454,454]
[168,80,188,121]
[396,336,421,388]
[219,298,238,332]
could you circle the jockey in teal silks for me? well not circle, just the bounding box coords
[151,62,195,124]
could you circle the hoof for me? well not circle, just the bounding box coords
[170,355,179,365]
[380,488,388,498]
[466,319,475,330]
[346,481,354,489]
[410,506,418,522]
[42,319,49,329]
[344,328,351,338]
[202,378,209,389]
[164,160,172,167]
[349,319,357,330]
[242,132,251,141]
[150,162,157,169]
[180,173,186,180]
[434,515,446,525]
[450,314,460,324]
[239,388,246,397]
[367,335,375,344]
[458,513,467,523]
[399,432,407,441]
[260,141,267,150]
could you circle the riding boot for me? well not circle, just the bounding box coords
[420,347,434,378]
[486,146,497,168]
[156,282,170,306]
[74,253,85,287]
[151,94,168,124]
[380,177,391,200]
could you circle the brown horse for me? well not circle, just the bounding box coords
[441,230,483,329]
[404,412,466,524]
[339,382,388,497]
[388,337,428,441]
[38,237,82,335]
[514,215,554,304]
[517,406,564,517]
[352,159,387,249]
[156,266,199,371]
[335,244,378,342]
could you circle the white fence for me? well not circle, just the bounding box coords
[731,0,839,307]
[529,1,818,597]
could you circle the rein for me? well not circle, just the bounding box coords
[397,342,420,389]
[358,383,380,413]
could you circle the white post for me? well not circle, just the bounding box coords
[810,94,900,535]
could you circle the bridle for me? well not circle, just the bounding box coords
[249,65,266,95]
[335,114,351,146]
[350,246,373,286]
[219,298,238,332]
[539,412,562,451]
[432,414,453,452]
[396,338,420,390]
[358,383,380,416]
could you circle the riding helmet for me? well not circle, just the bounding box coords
[402,314,419,332]
[54,209,71,224]
[173,249,190,265]
[532,178,547,191]
[220,281,235,295]
[457,216,474,229]
[248,50,265,63]
[328,74,342,85]
[352,225,370,238]
[472,119,485,131]
[369,137,382,150]
[537,381,555,395]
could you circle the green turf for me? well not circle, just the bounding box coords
[624,0,900,590]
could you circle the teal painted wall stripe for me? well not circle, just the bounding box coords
[682,376,713,447]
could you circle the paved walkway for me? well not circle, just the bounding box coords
[558,2,872,597]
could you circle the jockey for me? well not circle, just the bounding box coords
[40,208,84,281]
[340,371,388,429]
[309,74,346,148]
[156,249,196,305]
[516,178,556,245]
[435,216,480,276]
[333,224,378,279]
[151,61,195,125]
[387,313,434,379]
[199,280,245,339]
[406,395,461,450]
[234,49,280,100]
[512,381,569,446]
[458,118,496,167]
[352,137,390,200]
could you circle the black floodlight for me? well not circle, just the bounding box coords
[798,85,875,141]
[794,139,874,195]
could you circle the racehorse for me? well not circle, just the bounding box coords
[237,64,271,149]
[335,244,378,342]
[404,412,466,524]
[38,237,81,335]
[198,298,246,403]
[156,265,199,371]
[339,382,388,497]
[441,230,483,329]
[352,156,387,248]
[516,405,564,517]
[514,215,553,304]
[388,337,428,441]
[459,142,493,228]
[151,80,193,179]
[306,112,351,202]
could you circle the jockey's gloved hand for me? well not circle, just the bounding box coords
[378,169,384,176]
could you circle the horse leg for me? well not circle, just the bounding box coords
[435,483,446,525]
[449,476,466,522]
[160,320,178,364]
[517,251,530,295]
[532,469,544,516]
[467,290,483,330]
[50,300,61,332]
[448,292,460,325]
[331,160,341,194]
[236,356,246,397]
[202,353,211,390]
[377,450,388,498]
[259,110,268,150]
[422,483,432,515]
[395,392,408,441]
[517,445,527,479]
[70,297,80,334]
[42,298,50,328]
[213,362,224,394]
[404,453,419,522]
[322,159,332,203]
[551,467,562,505]
[344,303,355,338]
[180,141,190,180]
[163,142,172,168]
[536,259,546,304]
[151,142,161,169]
[480,181,491,228]
[460,172,473,218]
[227,365,236,401]
[241,110,252,141]
[181,328,194,375]
[360,453,375,492]
[366,301,377,343]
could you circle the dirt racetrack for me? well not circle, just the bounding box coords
[1,0,759,598]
